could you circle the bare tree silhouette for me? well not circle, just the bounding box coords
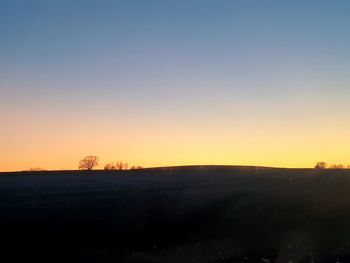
[115,161,128,170]
[79,156,99,170]
[314,162,327,169]
[104,161,129,170]
[104,163,115,170]
[329,164,344,169]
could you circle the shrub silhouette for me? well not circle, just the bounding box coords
[130,165,143,170]
[79,156,99,170]
[26,167,45,172]
[116,162,128,170]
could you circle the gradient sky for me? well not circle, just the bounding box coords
[1,0,350,171]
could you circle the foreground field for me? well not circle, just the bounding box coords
[1,166,350,262]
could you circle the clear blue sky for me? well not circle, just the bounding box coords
[1,0,350,171]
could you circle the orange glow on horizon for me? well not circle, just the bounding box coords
[2,112,350,172]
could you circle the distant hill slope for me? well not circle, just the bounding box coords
[0,164,310,176]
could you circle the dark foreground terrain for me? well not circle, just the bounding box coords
[1,166,350,262]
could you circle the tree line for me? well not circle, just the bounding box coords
[78,155,143,171]
[23,158,350,172]
[24,155,142,172]
[314,162,350,170]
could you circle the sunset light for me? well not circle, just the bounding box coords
[3,1,350,261]
[1,1,350,171]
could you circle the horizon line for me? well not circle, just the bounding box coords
[0,164,321,174]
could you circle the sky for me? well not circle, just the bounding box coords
[1,0,350,171]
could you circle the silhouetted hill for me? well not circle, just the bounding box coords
[1,166,350,262]
[0,165,308,176]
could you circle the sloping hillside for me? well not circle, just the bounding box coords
[1,166,350,262]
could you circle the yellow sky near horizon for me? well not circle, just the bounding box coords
[2,109,350,172]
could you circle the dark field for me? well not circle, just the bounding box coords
[1,166,350,262]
